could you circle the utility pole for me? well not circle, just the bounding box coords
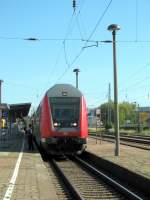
[107,83,111,125]
[108,24,121,156]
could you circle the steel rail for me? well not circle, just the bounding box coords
[89,135,150,151]
[90,133,150,144]
[51,159,85,200]
[75,156,144,200]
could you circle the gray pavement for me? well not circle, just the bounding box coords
[87,137,150,179]
[0,129,58,200]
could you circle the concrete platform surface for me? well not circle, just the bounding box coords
[0,131,58,200]
[87,137,150,179]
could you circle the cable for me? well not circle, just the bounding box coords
[63,40,70,68]
[43,11,76,90]
[59,0,113,76]
[0,36,83,41]
[57,1,87,76]
[119,62,150,94]
[73,0,86,40]
[54,1,87,83]
[76,15,84,39]
[87,0,113,42]
[127,62,150,80]
[43,4,86,93]
[55,67,69,82]
[2,35,150,43]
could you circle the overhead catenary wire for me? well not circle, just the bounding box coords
[113,59,150,103]
[0,36,83,41]
[119,62,150,94]
[121,76,150,91]
[76,14,84,39]
[127,93,149,101]
[3,1,150,109]
[55,0,113,82]
[120,83,150,95]
[57,1,87,77]
[54,1,86,83]
[1,36,150,43]
[61,5,86,71]
[61,0,86,69]
[87,93,108,106]
[119,81,150,104]
[70,0,113,61]
[2,36,150,45]
[43,10,77,90]
[3,2,147,103]
[39,1,86,94]
[123,62,150,81]
[63,40,70,68]
[86,0,113,42]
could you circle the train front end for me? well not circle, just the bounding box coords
[41,84,88,155]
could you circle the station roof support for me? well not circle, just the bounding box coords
[9,103,31,121]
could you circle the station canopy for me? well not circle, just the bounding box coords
[9,103,31,120]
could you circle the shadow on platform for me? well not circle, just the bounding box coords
[0,131,38,153]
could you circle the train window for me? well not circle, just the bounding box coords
[49,97,80,128]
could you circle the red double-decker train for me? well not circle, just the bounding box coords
[34,84,88,155]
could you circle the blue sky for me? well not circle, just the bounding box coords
[1,0,150,111]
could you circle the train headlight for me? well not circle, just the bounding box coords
[54,122,60,127]
[41,138,46,142]
[71,122,77,127]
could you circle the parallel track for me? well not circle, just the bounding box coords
[89,133,150,150]
[50,156,144,200]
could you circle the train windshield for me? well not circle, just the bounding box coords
[49,97,80,128]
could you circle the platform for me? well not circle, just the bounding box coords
[0,128,58,200]
[87,137,150,179]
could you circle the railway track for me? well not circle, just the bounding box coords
[89,133,150,150]
[49,156,145,200]
[102,133,150,143]
[36,137,149,200]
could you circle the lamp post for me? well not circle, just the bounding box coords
[107,24,121,156]
[73,68,80,89]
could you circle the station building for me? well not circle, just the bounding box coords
[139,107,150,127]
[0,103,31,130]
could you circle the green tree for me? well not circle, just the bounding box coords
[119,102,136,125]
[100,101,136,127]
[100,101,114,128]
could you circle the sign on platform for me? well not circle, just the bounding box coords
[96,108,101,115]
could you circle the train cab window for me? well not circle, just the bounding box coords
[49,97,80,128]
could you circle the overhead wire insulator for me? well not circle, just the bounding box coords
[72,0,76,12]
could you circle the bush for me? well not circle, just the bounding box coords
[105,123,112,130]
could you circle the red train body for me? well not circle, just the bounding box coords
[34,84,88,155]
